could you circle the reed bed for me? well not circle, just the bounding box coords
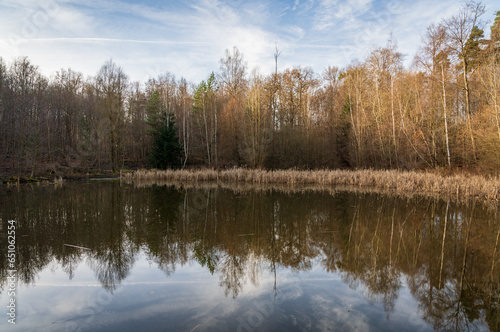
[121,168,500,202]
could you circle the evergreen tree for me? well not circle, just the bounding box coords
[491,11,500,57]
[146,89,162,131]
[145,91,182,169]
[492,11,500,41]
[151,113,182,169]
[463,25,485,70]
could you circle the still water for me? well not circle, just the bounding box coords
[0,181,499,332]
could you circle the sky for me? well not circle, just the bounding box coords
[0,0,498,84]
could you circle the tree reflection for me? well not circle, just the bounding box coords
[0,182,499,330]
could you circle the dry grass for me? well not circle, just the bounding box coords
[121,168,500,202]
[53,176,64,188]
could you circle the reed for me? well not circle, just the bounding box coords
[53,176,64,188]
[121,168,500,202]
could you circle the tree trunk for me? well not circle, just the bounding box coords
[462,58,477,160]
[348,91,360,164]
[391,76,398,167]
[442,65,452,168]
[203,100,211,167]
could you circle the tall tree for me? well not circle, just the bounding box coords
[145,89,163,131]
[443,0,485,161]
[243,70,272,168]
[218,47,248,165]
[366,41,404,167]
[51,68,84,161]
[0,57,8,162]
[4,57,48,175]
[193,73,218,167]
[477,11,500,171]
[178,78,192,168]
[126,81,148,164]
[416,24,452,168]
[150,113,182,169]
[95,59,128,172]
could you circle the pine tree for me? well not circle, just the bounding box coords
[145,91,182,169]
[146,90,162,131]
[151,113,182,169]
[491,11,500,57]
[464,25,485,70]
[492,11,500,41]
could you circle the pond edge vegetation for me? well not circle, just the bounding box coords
[121,168,500,203]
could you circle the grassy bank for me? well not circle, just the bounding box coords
[121,168,500,202]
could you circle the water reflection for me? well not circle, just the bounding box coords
[0,182,499,331]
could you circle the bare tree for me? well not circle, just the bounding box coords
[366,43,403,167]
[218,46,247,97]
[95,59,129,172]
[218,47,248,164]
[417,24,452,168]
[178,78,192,168]
[443,0,485,160]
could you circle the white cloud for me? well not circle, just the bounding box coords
[281,25,306,40]
[314,0,373,31]
[0,0,499,83]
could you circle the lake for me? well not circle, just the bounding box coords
[0,181,499,331]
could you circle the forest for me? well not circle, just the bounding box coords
[0,2,499,176]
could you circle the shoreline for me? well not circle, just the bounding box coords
[0,171,120,185]
[121,168,500,203]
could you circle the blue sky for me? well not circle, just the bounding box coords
[0,0,498,83]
